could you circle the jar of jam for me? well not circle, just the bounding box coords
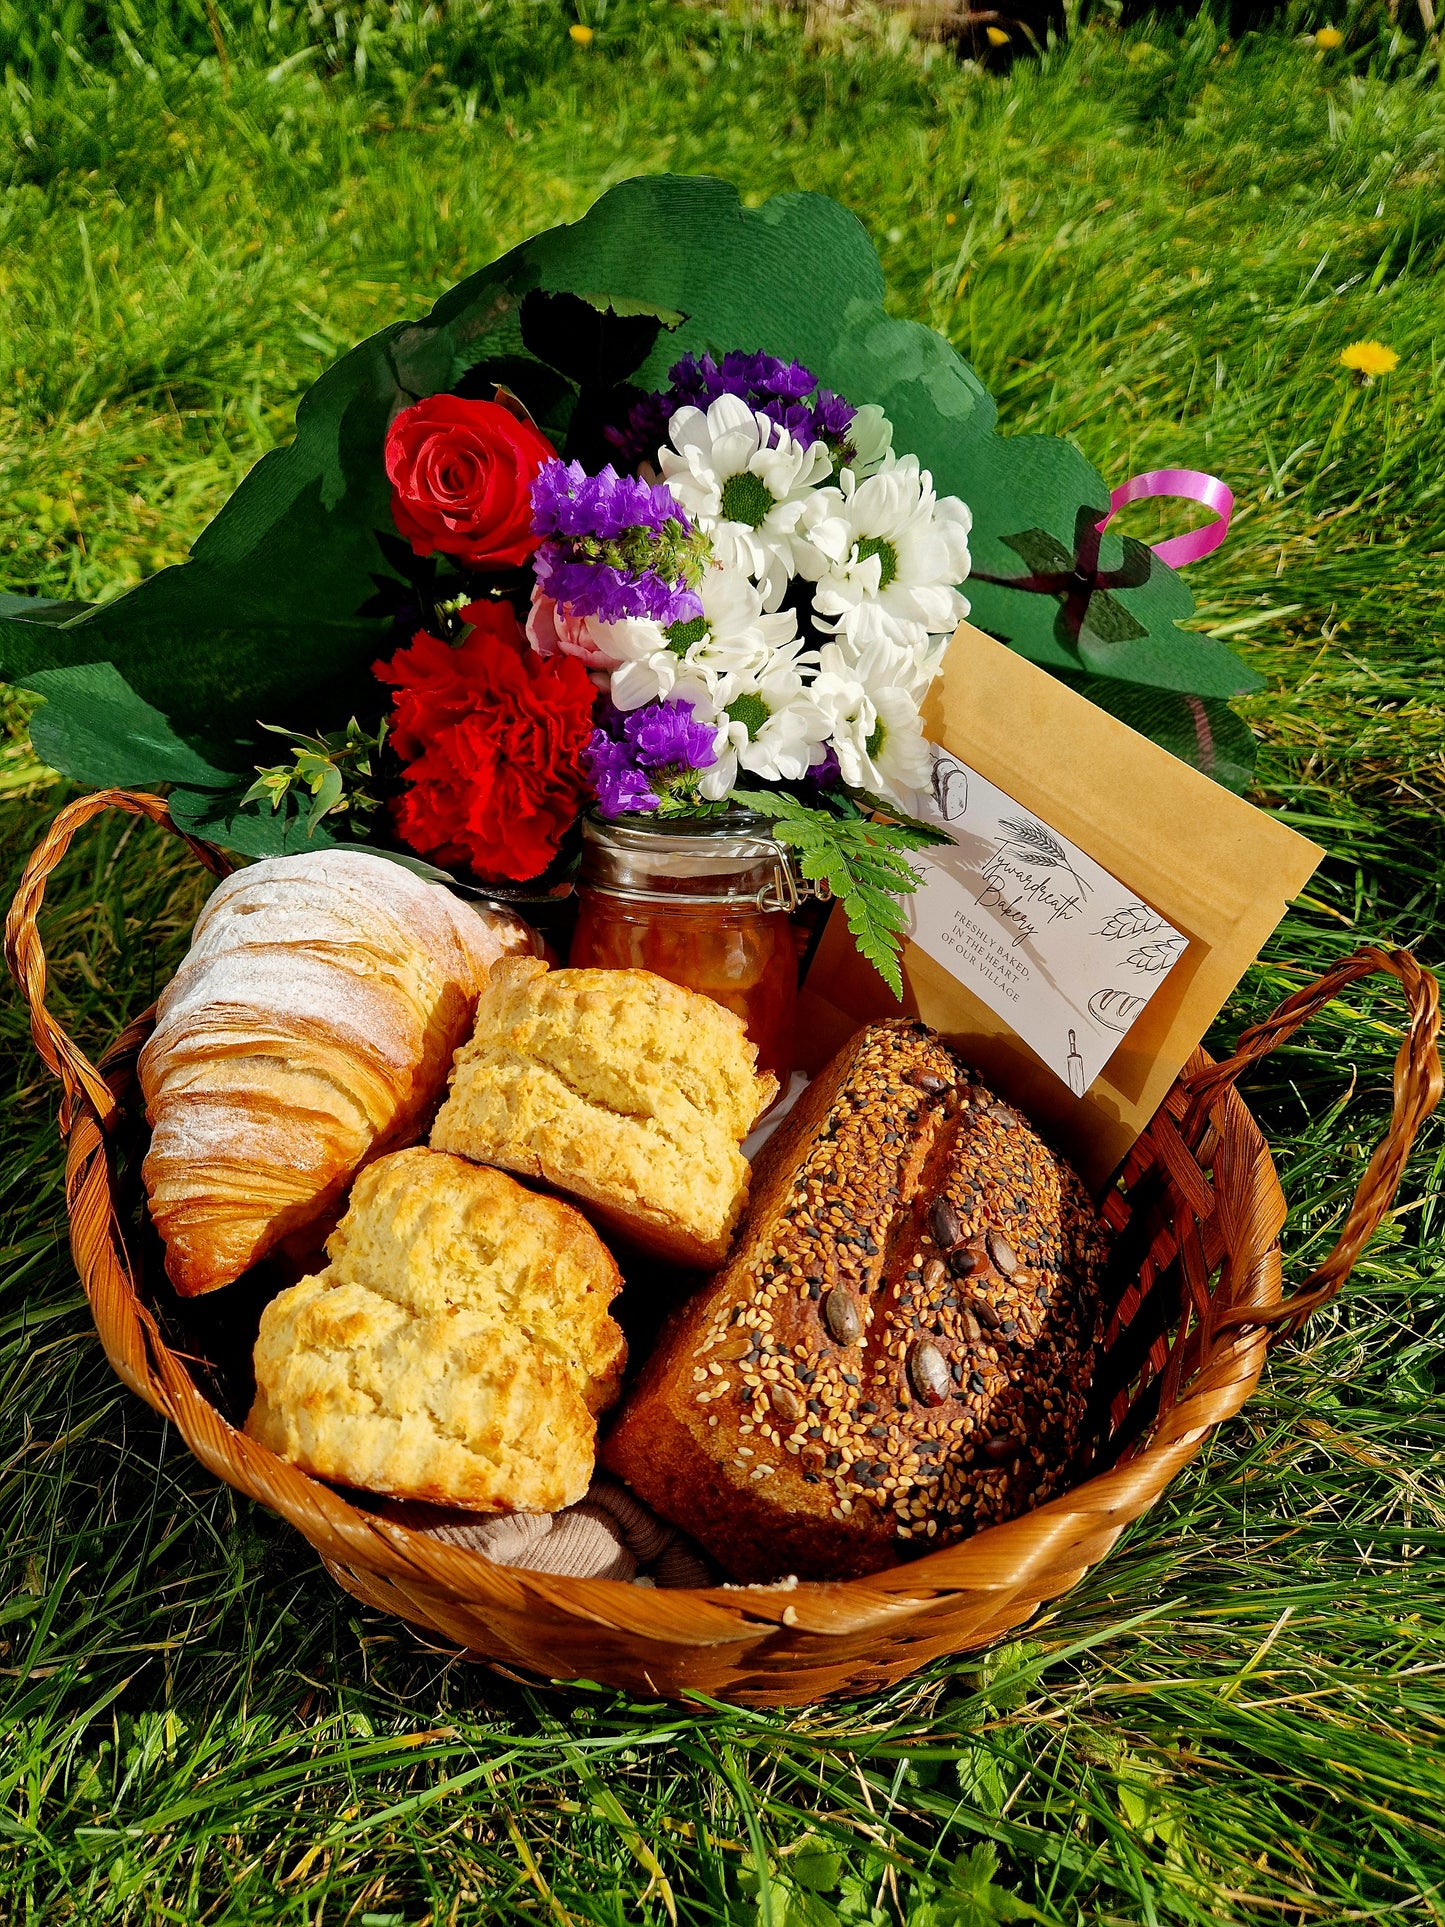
[568,814,803,1083]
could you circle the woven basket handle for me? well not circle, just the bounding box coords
[3,789,231,1134]
[1181,946,1442,1334]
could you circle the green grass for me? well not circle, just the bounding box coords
[2,3,1444,1921]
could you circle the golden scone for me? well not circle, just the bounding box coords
[245,1147,625,1513]
[430,958,779,1269]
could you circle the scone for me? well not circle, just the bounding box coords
[245,1147,626,1513]
[430,958,778,1269]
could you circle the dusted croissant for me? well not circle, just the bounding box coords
[138,850,533,1296]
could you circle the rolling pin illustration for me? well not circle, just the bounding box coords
[1066,1028,1086,1097]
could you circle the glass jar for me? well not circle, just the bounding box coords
[568,814,802,1082]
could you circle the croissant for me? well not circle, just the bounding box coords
[138,849,533,1297]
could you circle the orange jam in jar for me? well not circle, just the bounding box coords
[568,815,801,1083]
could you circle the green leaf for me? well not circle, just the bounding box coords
[20,662,238,790]
[954,1746,1008,1819]
[306,762,345,833]
[733,787,929,997]
[233,715,388,840]
[849,791,952,845]
[944,1844,1032,1924]
[240,767,291,813]
[168,781,343,858]
[789,1841,845,1894]
[754,1872,841,1927]
[844,896,904,1001]
[852,883,908,933]
[954,1639,1041,1715]
[836,1869,891,1927]
[902,1844,1036,1927]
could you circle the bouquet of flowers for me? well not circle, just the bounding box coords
[0,176,1261,993]
[311,350,977,983]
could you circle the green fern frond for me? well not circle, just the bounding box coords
[733,787,935,997]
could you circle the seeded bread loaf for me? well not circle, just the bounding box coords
[601,1019,1108,1582]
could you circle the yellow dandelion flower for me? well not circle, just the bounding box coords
[1340,341,1399,377]
[1315,26,1343,49]
[569,22,594,43]
[945,211,957,227]
[985,25,1010,46]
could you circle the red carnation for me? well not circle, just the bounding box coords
[376,600,594,882]
[384,395,555,569]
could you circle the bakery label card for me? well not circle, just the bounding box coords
[904,747,1188,1096]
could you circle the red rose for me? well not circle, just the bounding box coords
[384,395,555,569]
[376,600,594,883]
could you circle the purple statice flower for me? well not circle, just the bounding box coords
[531,460,688,542]
[756,385,857,454]
[757,399,814,444]
[533,553,703,626]
[745,355,818,403]
[811,388,856,443]
[530,459,704,626]
[669,351,821,411]
[623,698,716,772]
[605,351,858,474]
[666,353,723,411]
[584,697,717,818]
[585,729,658,816]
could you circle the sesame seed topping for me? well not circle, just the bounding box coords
[688,1022,1108,1556]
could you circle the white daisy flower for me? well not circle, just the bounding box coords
[669,561,802,697]
[602,562,803,712]
[806,453,972,658]
[672,658,833,802]
[658,394,835,612]
[843,403,894,477]
[563,612,671,711]
[811,638,934,799]
[816,625,943,705]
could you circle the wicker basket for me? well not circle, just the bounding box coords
[7,789,1442,1707]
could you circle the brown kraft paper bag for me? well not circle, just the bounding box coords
[797,624,1323,1188]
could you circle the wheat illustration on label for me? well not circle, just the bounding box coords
[1096,902,1166,942]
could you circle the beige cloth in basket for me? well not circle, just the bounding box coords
[383,1476,715,1587]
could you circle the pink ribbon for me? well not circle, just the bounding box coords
[1096,468,1234,570]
